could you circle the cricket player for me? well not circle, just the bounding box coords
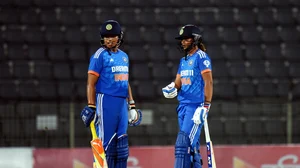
[80,20,142,168]
[162,25,213,168]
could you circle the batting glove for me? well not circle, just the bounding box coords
[162,82,177,99]
[81,105,96,127]
[192,103,210,125]
[128,100,142,126]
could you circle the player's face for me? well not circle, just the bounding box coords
[103,36,119,49]
[181,38,193,49]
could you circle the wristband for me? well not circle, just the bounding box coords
[88,104,96,109]
[204,103,211,110]
[129,100,135,109]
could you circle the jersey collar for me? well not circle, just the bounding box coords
[185,49,200,60]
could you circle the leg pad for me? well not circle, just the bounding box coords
[106,136,117,168]
[191,150,202,168]
[174,131,191,168]
[116,135,129,168]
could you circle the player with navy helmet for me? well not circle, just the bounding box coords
[80,20,142,168]
[162,25,213,168]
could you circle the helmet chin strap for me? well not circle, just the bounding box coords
[109,33,123,49]
[184,43,194,53]
[101,35,123,55]
[178,42,197,60]
[106,40,122,51]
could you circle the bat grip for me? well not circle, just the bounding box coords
[90,120,98,140]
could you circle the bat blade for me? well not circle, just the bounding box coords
[206,141,217,168]
[90,120,108,168]
[91,138,108,168]
[204,118,217,168]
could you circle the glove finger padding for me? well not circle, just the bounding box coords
[162,82,178,99]
[128,109,142,126]
[162,88,177,98]
[191,107,207,125]
[128,109,136,123]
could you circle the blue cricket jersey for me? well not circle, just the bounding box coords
[88,47,129,98]
[177,49,212,104]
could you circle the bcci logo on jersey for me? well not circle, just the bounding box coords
[122,57,128,63]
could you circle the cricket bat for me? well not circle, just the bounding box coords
[204,118,217,168]
[90,120,108,168]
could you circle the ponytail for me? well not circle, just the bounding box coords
[198,43,206,52]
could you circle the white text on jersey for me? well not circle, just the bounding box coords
[111,66,128,73]
[180,70,194,77]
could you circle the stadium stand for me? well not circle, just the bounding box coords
[0,0,299,147]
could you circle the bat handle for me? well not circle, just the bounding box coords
[204,118,211,142]
[90,120,98,140]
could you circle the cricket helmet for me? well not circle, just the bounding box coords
[100,20,122,37]
[175,24,202,43]
[100,20,124,47]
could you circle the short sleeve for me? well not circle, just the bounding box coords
[197,51,212,74]
[88,52,103,77]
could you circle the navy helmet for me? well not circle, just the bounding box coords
[175,24,202,43]
[100,20,122,37]
[100,20,124,47]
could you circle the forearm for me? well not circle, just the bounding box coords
[87,84,96,106]
[80,74,98,126]
[86,74,99,106]
[174,74,181,89]
[128,84,134,102]
[204,80,213,103]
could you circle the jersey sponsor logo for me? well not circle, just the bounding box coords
[180,70,194,77]
[203,60,210,68]
[181,77,191,85]
[111,66,128,72]
[114,74,128,81]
